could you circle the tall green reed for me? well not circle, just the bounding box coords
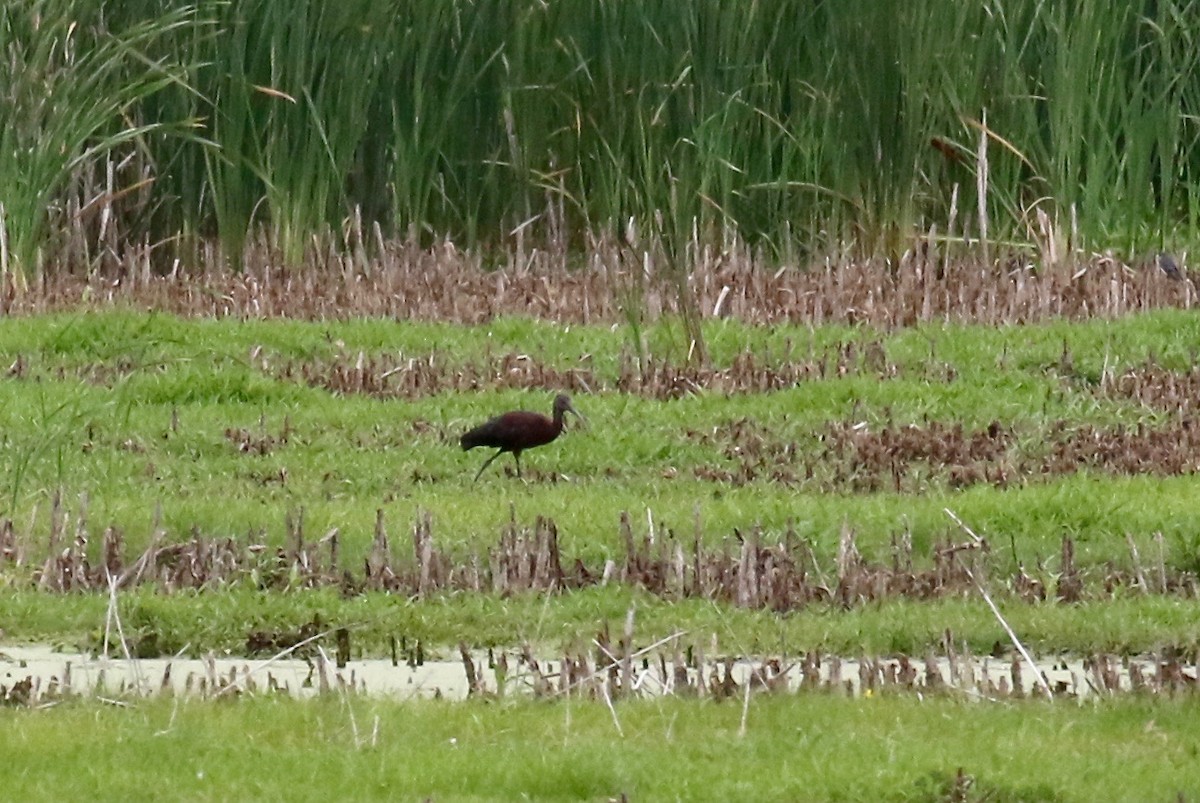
[192,0,399,262]
[7,0,1200,278]
[0,0,203,284]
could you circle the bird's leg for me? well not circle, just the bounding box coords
[513,451,523,479]
[474,450,503,481]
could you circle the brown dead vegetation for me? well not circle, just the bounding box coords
[4,503,1196,705]
[265,339,895,401]
[1,238,1194,327]
[820,419,1013,491]
[682,415,1200,492]
[1,502,1192,607]
[1041,419,1200,476]
[1101,359,1200,414]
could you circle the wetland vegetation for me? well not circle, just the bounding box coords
[4,1,1200,799]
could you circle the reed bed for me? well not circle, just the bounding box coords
[3,0,1200,279]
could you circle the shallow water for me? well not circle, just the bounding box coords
[0,644,470,701]
[0,644,1189,704]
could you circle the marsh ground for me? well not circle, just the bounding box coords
[3,258,1200,800]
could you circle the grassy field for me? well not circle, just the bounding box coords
[7,2,1200,798]
[4,275,1200,801]
[5,585,1200,660]
[1,305,1200,657]
[1,695,1197,801]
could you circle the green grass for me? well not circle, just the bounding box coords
[3,586,1198,659]
[1,307,1198,801]
[2,309,1199,558]
[1,695,1198,801]
[3,309,1200,653]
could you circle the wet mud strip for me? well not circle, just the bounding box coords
[2,640,1196,706]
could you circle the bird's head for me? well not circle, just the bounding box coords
[554,393,587,428]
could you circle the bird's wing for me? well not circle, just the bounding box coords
[463,411,542,449]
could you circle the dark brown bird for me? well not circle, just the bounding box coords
[1157,252,1182,280]
[461,394,584,480]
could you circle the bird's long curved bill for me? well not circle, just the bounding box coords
[567,403,588,429]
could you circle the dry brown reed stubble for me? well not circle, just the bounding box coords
[266,337,895,401]
[1102,359,1200,413]
[1,232,1194,327]
[681,414,1200,492]
[3,504,1194,606]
